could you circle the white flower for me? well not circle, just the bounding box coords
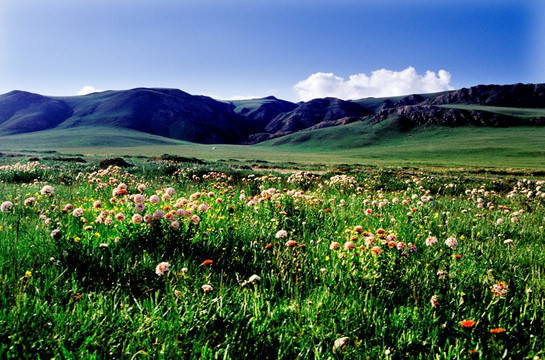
[275,230,288,239]
[201,284,213,293]
[40,185,54,195]
[155,262,171,276]
[333,337,350,353]
[1,201,13,212]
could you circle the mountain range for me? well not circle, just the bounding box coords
[1,83,544,145]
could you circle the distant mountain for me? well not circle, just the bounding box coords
[0,91,73,134]
[1,83,544,145]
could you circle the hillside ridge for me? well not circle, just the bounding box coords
[1,82,544,144]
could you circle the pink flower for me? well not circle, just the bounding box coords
[191,215,201,225]
[133,194,145,204]
[343,241,356,250]
[445,237,458,249]
[131,214,142,224]
[115,213,125,221]
[149,195,160,204]
[275,230,288,239]
[425,236,438,246]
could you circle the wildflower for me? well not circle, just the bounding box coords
[332,337,350,353]
[72,208,84,217]
[365,209,373,215]
[275,230,288,239]
[202,259,213,266]
[155,262,171,276]
[0,201,13,212]
[25,270,32,278]
[191,215,201,225]
[370,246,382,256]
[131,214,143,224]
[138,184,146,192]
[165,187,175,196]
[452,254,462,259]
[460,319,476,328]
[133,194,145,204]
[50,229,61,239]
[330,242,341,250]
[490,281,509,297]
[504,239,513,244]
[171,220,180,229]
[343,241,356,250]
[425,236,438,246]
[40,185,54,195]
[115,213,125,221]
[490,327,505,334]
[445,237,458,249]
[201,284,213,293]
[153,210,164,220]
[24,197,36,206]
[265,243,273,250]
[436,270,446,279]
[286,240,298,247]
[354,225,363,233]
[430,294,439,308]
[396,242,407,251]
[149,195,160,204]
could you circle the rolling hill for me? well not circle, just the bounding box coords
[0,83,544,149]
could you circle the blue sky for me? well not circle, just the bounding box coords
[0,0,543,101]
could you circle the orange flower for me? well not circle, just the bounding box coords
[453,254,462,259]
[490,327,505,334]
[460,319,476,328]
[202,259,213,266]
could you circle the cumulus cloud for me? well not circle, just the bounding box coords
[293,67,453,101]
[77,85,104,96]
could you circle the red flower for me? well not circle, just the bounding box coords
[490,327,505,334]
[460,319,476,328]
[202,259,213,266]
[265,243,273,250]
[325,208,331,213]
[285,240,298,247]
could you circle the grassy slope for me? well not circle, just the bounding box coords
[1,104,544,169]
[0,126,188,149]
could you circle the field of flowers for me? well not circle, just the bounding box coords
[0,158,544,359]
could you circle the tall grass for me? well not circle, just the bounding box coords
[0,159,544,359]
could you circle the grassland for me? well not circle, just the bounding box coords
[0,158,544,359]
[1,122,544,171]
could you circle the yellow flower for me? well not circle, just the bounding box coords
[25,270,32,278]
[325,256,330,261]
[74,237,81,242]
[95,233,101,238]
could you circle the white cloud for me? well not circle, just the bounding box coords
[77,85,104,96]
[293,67,453,101]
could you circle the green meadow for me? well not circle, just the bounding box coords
[1,123,545,170]
[0,155,544,359]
